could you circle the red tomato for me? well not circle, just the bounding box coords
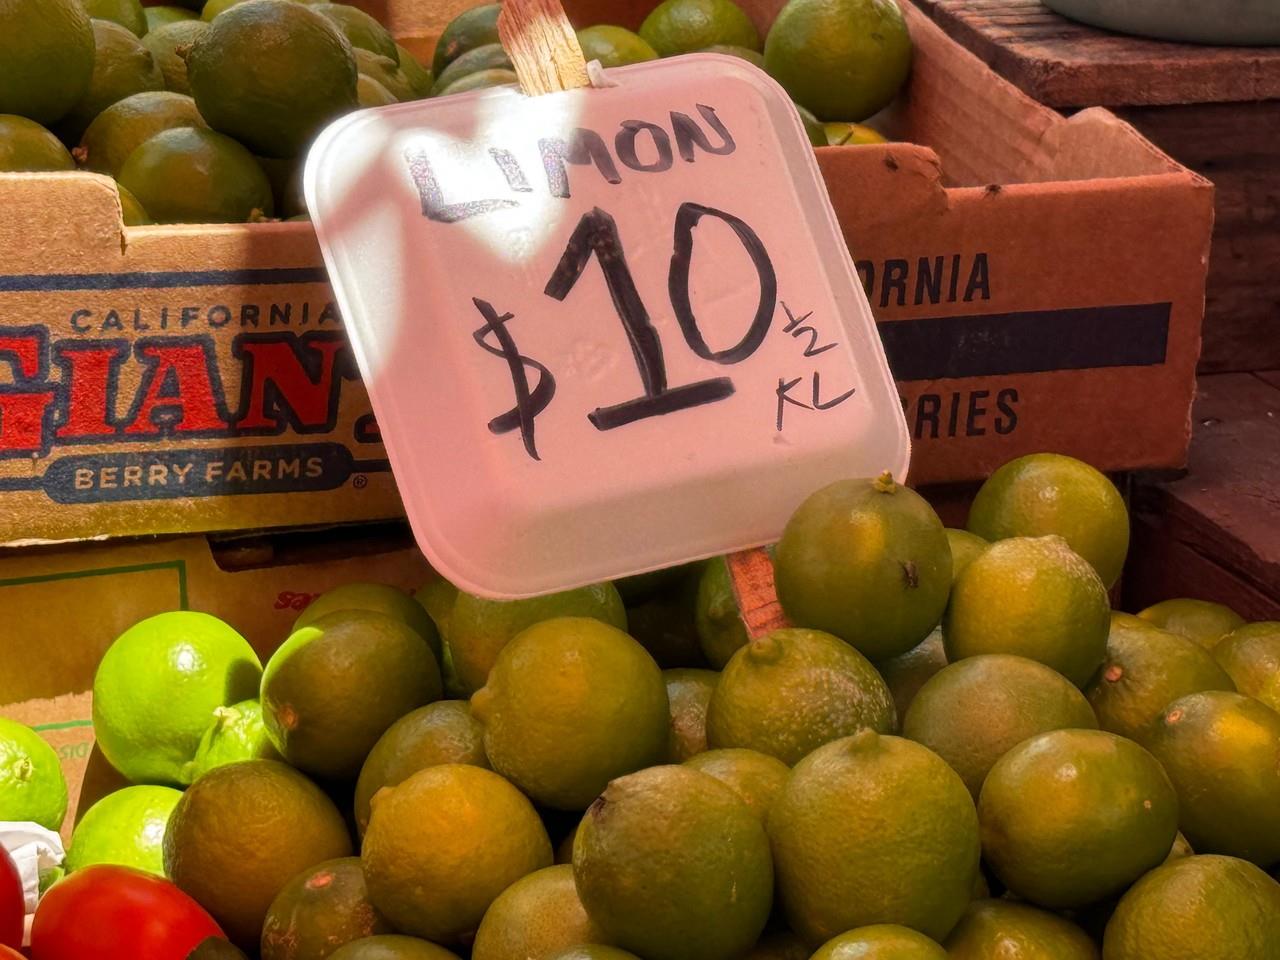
[0,846,22,950]
[30,865,224,960]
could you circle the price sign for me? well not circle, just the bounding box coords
[307,49,909,598]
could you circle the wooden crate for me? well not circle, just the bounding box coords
[912,0,1280,375]
[1124,372,1280,620]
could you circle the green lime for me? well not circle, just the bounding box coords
[640,0,761,57]
[1086,613,1235,745]
[330,938,461,960]
[357,74,395,107]
[76,89,205,174]
[415,575,458,639]
[84,0,148,37]
[66,784,182,875]
[260,857,394,960]
[262,610,442,780]
[765,0,912,121]
[182,699,280,784]
[117,183,151,224]
[166,759,353,949]
[295,582,442,665]
[447,582,626,695]
[0,0,96,125]
[699,44,765,67]
[795,102,826,147]
[353,700,488,836]
[437,67,516,96]
[824,121,888,145]
[394,44,433,97]
[141,20,209,94]
[356,49,415,101]
[431,4,501,77]
[471,617,668,810]
[776,473,952,661]
[944,529,988,582]
[92,611,262,785]
[979,729,1179,908]
[471,865,606,960]
[944,535,1110,687]
[362,764,552,944]
[0,718,68,831]
[1213,622,1280,711]
[944,899,1097,959]
[903,654,1098,798]
[118,126,274,223]
[1137,598,1247,649]
[311,3,397,61]
[58,19,165,143]
[769,731,979,944]
[968,453,1130,588]
[664,668,716,762]
[877,628,946,720]
[188,0,358,158]
[429,43,512,96]
[146,6,200,30]
[707,627,895,765]
[684,747,788,822]
[811,926,946,959]
[577,26,659,67]
[694,557,748,668]
[574,765,773,960]
[0,115,75,171]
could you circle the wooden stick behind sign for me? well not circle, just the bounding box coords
[498,0,591,96]
[727,548,792,640]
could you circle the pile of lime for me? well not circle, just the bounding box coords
[0,0,906,226]
[5,447,1270,960]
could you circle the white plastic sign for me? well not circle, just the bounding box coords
[307,55,910,598]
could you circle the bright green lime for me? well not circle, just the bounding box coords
[577,26,659,67]
[67,784,182,875]
[182,699,280,784]
[640,0,761,57]
[0,717,68,831]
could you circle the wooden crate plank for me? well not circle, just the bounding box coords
[912,0,1280,108]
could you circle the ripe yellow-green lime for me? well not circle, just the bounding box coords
[776,474,952,660]
[1137,598,1246,648]
[471,617,667,810]
[432,3,501,76]
[967,453,1130,587]
[448,582,626,695]
[188,0,358,158]
[944,529,988,581]
[903,654,1097,798]
[415,575,458,638]
[471,865,606,960]
[1085,613,1235,745]
[311,3,397,61]
[182,699,279,784]
[58,19,165,143]
[395,44,433,97]
[118,126,274,224]
[330,937,462,960]
[353,700,488,836]
[261,609,442,779]
[944,535,1109,687]
[77,90,206,175]
[1213,622,1280,710]
[117,183,151,224]
[769,731,979,945]
[362,763,552,944]
[429,43,512,95]
[824,121,888,145]
[142,20,209,94]
[765,0,912,121]
[66,784,181,875]
[547,950,640,960]
[260,857,393,960]
[811,926,946,959]
[945,899,1098,960]
[684,747,789,821]
[357,75,395,107]
[295,582,442,663]
[0,115,75,171]
[876,627,947,721]
[573,765,773,960]
[0,718,68,831]
[577,26,660,67]
[640,0,761,57]
[0,0,96,125]
[437,68,517,96]
[700,44,765,67]
[356,50,416,102]
[84,0,148,37]
[979,729,1178,908]
[92,611,261,785]
[164,759,353,948]
[694,557,748,668]
[1146,690,1280,866]
[706,628,895,764]
[1104,855,1280,960]
[664,668,716,762]
[146,6,199,30]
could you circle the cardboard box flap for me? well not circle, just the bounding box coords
[1038,107,1208,185]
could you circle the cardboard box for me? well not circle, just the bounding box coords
[0,527,430,835]
[0,0,1212,544]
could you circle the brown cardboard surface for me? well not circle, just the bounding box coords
[0,0,1212,542]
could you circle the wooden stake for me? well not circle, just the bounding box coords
[498,0,591,96]
[726,548,793,640]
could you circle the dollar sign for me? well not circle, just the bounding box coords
[472,297,557,461]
